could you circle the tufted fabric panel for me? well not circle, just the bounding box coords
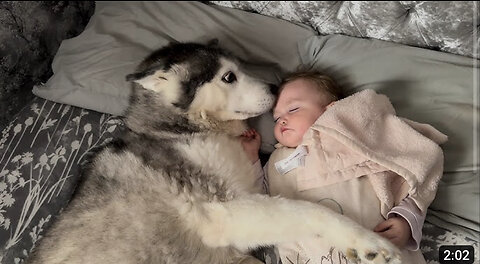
[209,1,478,59]
[0,1,95,130]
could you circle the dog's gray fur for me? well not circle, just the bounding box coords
[26,41,401,264]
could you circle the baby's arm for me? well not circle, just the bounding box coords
[240,128,261,163]
[374,197,425,250]
[250,160,268,194]
[240,129,268,194]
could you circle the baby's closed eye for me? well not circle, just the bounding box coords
[288,107,299,113]
[273,107,300,122]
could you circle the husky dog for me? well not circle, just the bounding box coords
[26,41,401,264]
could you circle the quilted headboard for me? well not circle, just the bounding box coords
[209,1,478,58]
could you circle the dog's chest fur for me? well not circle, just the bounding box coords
[94,130,259,206]
[176,132,260,196]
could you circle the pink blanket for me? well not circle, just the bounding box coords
[299,89,447,215]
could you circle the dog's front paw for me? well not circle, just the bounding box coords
[341,230,401,264]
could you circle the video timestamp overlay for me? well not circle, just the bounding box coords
[439,245,475,264]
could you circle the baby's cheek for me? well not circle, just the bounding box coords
[273,126,281,141]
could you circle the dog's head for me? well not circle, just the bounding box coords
[126,41,275,123]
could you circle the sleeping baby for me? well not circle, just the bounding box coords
[240,70,448,264]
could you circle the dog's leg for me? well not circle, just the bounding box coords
[194,194,401,264]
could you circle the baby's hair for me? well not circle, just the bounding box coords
[278,69,346,103]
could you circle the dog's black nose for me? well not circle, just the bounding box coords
[268,83,279,95]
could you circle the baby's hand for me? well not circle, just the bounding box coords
[374,216,411,249]
[239,128,261,163]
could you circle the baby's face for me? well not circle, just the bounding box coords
[273,79,330,148]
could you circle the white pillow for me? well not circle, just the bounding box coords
[33,1,316,153]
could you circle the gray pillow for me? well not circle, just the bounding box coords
[32,1,316,153]
[297,34,479,232]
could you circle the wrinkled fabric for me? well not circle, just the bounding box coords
[299,89,447,215]
[210,1,478,58]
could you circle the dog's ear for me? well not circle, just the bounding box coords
[126,70,153,82]
[206,38,219,47]
[126,69,168,91]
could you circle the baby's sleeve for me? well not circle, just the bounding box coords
[387,197,426,251]
[252,159,268,194]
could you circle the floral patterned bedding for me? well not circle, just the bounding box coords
[0,97,123,264]
[1,97,478,264]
